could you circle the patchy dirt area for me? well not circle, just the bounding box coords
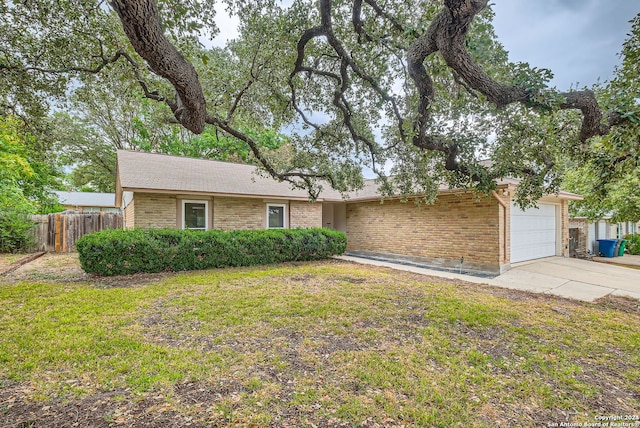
[0,253,88,282]
[0,253,176,288]
[0,254,25,271]
[1,384,208,428]
[2,380,385,428]
[0,253,42,276]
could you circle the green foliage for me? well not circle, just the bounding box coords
[623,233,640,255]
[38,201,66,214]
[564,150,640,222]
[3,0,639,206]
[0,188,35,253]
[1,117,35,185]
[152,125,287,164]
[0,116,58,251]
[51,78,175,192]
[76,228,347,276]
[509,62,564,110]
[564,15,640,221]
[1,0,217,121]
[51,77,287,192]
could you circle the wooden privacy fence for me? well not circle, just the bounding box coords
[31,212,123,253]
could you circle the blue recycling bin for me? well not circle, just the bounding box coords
[597,239,618,258]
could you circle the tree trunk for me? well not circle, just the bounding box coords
[110,0,208,134]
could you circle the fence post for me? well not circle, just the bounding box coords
[55,213,62,253]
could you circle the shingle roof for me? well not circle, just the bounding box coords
[116,150,336,201]
[54,191,116,207]
[116,150,581,204]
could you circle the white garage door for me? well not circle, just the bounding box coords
[510,203,557,263]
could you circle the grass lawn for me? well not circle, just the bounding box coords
[1,257,639,427]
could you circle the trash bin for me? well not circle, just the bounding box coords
[597,239,618,258]
[614,239,621,257]
[618,239,628,256]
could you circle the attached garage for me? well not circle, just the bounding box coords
[510,202,558,263]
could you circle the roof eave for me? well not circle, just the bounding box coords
[554,192,584,201]
[120,187,322,202]
[325,187,584,204]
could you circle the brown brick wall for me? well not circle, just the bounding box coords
[130,193,323,231]
[213,197,265,230]
[133,193,177,229]
[124,200,135,230]
[213,198,322,230]
[290,201,322,228]
[346,193,501,271]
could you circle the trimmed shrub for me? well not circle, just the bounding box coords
[623,233,640,255]
[76,228,347,276]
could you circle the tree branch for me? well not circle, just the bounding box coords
[1,49,130,75]
[205,114,334,199]
[424,0,629,144]
[110,0,207,134]
[401,0,636,186]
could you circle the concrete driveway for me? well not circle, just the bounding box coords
[487,257,640,302]
[338,255,640,302]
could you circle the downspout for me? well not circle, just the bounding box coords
[491,191,508,266]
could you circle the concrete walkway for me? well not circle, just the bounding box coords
[337,255,640,302]
[594,254,640,267]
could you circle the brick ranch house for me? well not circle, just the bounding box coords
[116,150,582,275]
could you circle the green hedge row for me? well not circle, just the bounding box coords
[76,228,347,276]
[623,233,640,255]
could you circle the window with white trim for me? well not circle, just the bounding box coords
[266,204,287,229]
[183,200,208,230]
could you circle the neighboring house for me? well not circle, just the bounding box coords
[115,150,582,275]
[569,216,638,255]
[54,191,120,213]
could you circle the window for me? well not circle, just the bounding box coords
[183,200,208,230]
[266,204,287,229]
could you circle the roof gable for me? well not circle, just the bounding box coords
[116,150,326,200]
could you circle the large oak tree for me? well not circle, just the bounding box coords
[2,0,638,204]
